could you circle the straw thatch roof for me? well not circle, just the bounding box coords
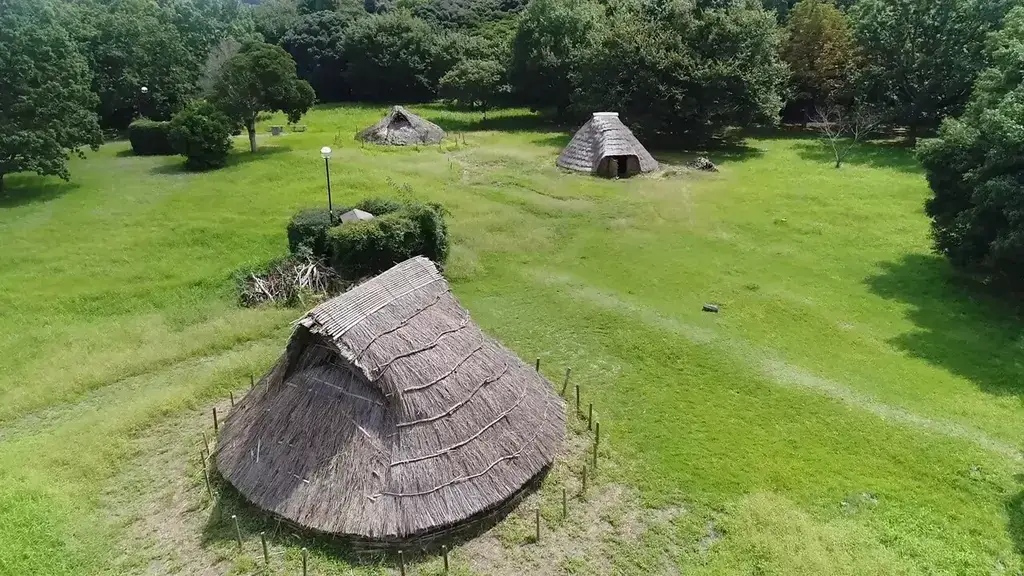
[557,112,658,177]
[216,257,565,544]
[356,106,446,146]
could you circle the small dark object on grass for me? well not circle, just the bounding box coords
[688,156,719,172]
[703,304,720,313]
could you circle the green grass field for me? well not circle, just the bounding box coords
[2,104,1023,575]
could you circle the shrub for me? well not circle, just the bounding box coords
[327,202,449,278]
[355,197,404,216]
[168,100,233,171]
[128,119,174,156]
[919,6,1024,285]
[287,208,334,257]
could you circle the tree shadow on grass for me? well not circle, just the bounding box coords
[866,253,1024,398]
[793,139,922,174]
[1005,476,1024,553]
[148,146,292,175]
[0,176,80,208]
[426,111,569,135]
[654,142,765,167]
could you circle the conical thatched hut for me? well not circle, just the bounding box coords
[216,257,565,544]
[557,112,658,178]
[356,106,446,146]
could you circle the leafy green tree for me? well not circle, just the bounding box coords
[61,0,195,128]
[282,10,363,101]
[251,0,302,44]
[919,6,1024,284]
[342,11,444,101]
[169,100,235,170]
[439,59,507,117]
[576,0,787,144]
[211,43,315,152]
[782,0,856,114]
[509,0,604,116]
[0,0,102,190]
[849,0,992,144]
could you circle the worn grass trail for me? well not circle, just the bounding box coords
[0,106,1022,575]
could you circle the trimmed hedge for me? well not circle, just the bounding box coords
[327,201,448,279]
[168,100,233,171]
[287,208,333,257]
[128,119,175,156]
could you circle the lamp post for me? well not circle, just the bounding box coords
[138,86,149,119]
[320,146,334,223]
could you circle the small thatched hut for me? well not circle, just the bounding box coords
[356,106,446,146]
[216,257,565,544]
[557,112,658,178]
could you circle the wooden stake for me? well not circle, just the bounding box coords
[232,514,242,549]
[260,531,269,565]
[562,487,568,519]
[593,440,598,472]
[562,367,571,395]
[229,391,234,406]
[581,465,588,499]
[250,373,254,389]
[575,384,580,413]
[212,407,219,433]
[201,452,213,500]
[595,421,601,448]
[302,547,308,576]
[442,545,449,573]
[535,508,541,542]
[398,550,406,576]
[535,357,540,372]
[588,403,593,431]
[202,432,210,454]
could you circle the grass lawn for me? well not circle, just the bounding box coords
[2,104,1024,575]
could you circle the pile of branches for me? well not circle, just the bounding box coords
[238,250,346,308]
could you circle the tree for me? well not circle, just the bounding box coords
[919,6,1024,284]
[849,0,992,145]
[811,103,882,167]
[342,11,444,102]
[0,0,102,190]
[575,0,787,144]
[781,0,857,118]
[199,38,243,97]
[282,11,362,101]
[211,43,316,152]
[251,0,302,45]
[61,0,195,128]
[439,59,507,117]
[509,0,604,116]
[169,100,234,170]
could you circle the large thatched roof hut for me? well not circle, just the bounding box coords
[216,257,565,544]
[557,112,658,178]
[356,106,446,146]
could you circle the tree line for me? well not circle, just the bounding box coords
[4,0,1024,287]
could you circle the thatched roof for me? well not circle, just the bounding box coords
[356,106,446,146]
[557,112,658,177]
[216,257,565,543]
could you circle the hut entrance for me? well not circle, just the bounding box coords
[602,155,639,178]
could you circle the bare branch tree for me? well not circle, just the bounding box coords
[811,103,883,168]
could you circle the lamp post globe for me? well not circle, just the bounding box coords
[140,86,149,95]
[321,147,334,223]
